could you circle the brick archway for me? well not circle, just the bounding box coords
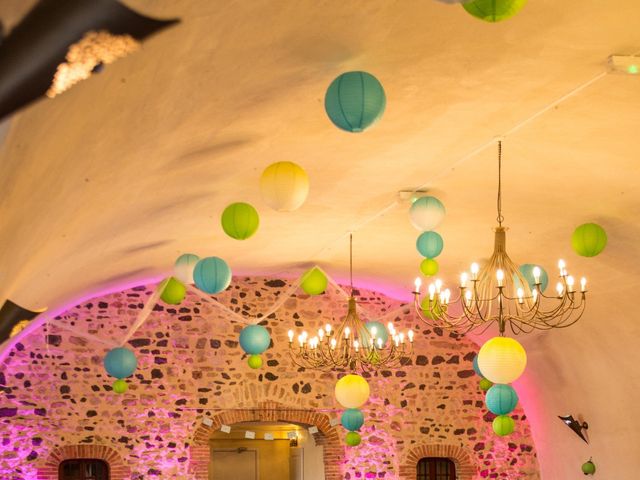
[188,401,343,480]
[36,444,131,480]
[399,444,477,480]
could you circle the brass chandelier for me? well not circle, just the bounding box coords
[413,141,588,335]
[288,235,414,372]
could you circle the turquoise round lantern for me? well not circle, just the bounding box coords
[365,321,389,347]
[193,257,232,294]
[341,409,364,431]
[409,196,446,231]
[572,223,607,257]
[324,71,386,132]
[517,264,549,292]
[239,325,271,355]
[486,384,519,415]
[472,355,483,377]
[104,347,137,379]
[416,231,444,258]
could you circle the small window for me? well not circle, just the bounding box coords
[59,459,109,480]
[417,457,456,480]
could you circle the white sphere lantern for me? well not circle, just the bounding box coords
[409,196,445,231]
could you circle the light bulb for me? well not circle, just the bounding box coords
[567,276,575,292]
[318,329,324,339]
[371,326,377,337]
[496,269,505,286]
[428,284,436,300]
[353,340,359,351]
[330,338,337,349]
[288,330,294,342]
[517,287,524,304]
[302,331,308,340]
[471,262,479,279]
[460,272,468,288]
[377,338,383,348]
[532,288,538,301]
[414,277,422,293]
[325,324,332,334]
[444,288,451,304]
[558,259,567,276]
[344,327,350,338]
[580,277,587,292]
[464,290,472,306]
[532,266,541,284]
[399,333,405,343]
[387,322,395,334]
[556,282,564,297]
[407,330,414,342]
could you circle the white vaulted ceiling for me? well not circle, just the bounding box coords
[1,0,640,477]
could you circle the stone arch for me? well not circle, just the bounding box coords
[188,401,343,480]
[399,444,477,480]
[36,444,131,480]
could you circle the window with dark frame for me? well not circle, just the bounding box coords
[59,459,109,480]
[416,457,456,480]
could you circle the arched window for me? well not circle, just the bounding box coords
[59,459,109,480]
[417,457,456,480]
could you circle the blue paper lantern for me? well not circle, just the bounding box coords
[416,231,444,258]
[104,347,137,379]
[324,71,386,132]
[365,321,389,347]
[239,325,271,355]
[193,257,232,294]
[486,384,519,415]
[473,355,484,377]
[518,264,549,293]
[341,408,365,431]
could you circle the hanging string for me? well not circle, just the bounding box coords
[349,233,354,295]
[496,141,504,226]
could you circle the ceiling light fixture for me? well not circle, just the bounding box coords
[288,234,414,372]
[412,141,588,335]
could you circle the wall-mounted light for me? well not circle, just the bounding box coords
[558,414,589,443]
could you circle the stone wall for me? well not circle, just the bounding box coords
[0,277,540,479]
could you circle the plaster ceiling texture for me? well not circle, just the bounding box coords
[1,0,639,478]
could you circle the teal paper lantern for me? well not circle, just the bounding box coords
[221,202,260,240]
[572,223,607,257]
[492,415,515,436]
[104,347,137,379]
[324,71,386,132]
[472,355,483,377]
[518,264,549,292]
[486,384,519,415]
[409,196,446,231]
[462,0,528,22]
[364,321,389,347]
[239,325,271,355]
[193,257,232,294]
[341,409,365,431]
[416,231,444,258]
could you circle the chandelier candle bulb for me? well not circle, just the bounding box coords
[556,282,564,297]
[288,330,294,343]
[353,340,359,352]
[460,272,469,288]
[408,330,414,342]
[428,284,436,300]
[517,288,524,304]
[330,338,337,349]
[581,277,587,292]
[496,269,505,287]
[532,266,541,284]
[377,338,383,348]
[465,290,473,306]
[344,327,350,339]
[414,277,422,293]
[567,276,575,292]
[471,262,480,280]
[318,329,324,340]
[325,324,331,334]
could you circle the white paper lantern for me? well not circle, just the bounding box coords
[260,161,309,212]
[174,253,200,285]
[409,196,445,231]
[478,336,527,384]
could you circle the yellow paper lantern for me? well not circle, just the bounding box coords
[477,336,527,384]
[260,161,310,212]
[335,374,370,409]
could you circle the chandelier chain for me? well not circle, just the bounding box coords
[497,141,504,227]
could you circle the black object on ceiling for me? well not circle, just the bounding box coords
[558,414,589,444]
[0,299,44,345]
[0,0,179,121]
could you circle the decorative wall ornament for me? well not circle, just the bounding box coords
[413,141,588,335]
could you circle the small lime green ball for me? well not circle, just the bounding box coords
[581,460,596,475]
[247,355,263,369]
[420,258,439,277]
[492,415,515,436]
[345,431,361,447]
[420,297,442,320]
[301,267,328,295]
[159,277,186,305]
[221,202,260,240]
[479,378,493,392]
[572,223,607,257]
[113,379,128,394]
[463,0,528,23]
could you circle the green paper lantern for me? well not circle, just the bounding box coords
[479,378,493,392]
[416,231,444,258]
[325,71,386,133]
[420,258,439,276]
[492,415,515,436]
[581,459,596,475]
[420,297,442,320]
[301,267,327,295]
[247,354,263,369]
[462,0,528,23]
[572,223,607,257]
[221,202,260,240]
[113,379,128,394]
[345,431,362,446]
[159,277,186,305]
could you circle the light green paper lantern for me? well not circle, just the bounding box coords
[492,415,515,436]
[345,431,362,446]
[159,277,186,305]
[462,0,528,23]
[301,267,328,295]
[113,379,128,394]
[581,459,596,475]
[572,223,607,257]
[479,378,493,392]
[420,258,439,276]
[221,202,260,240]
[248,355,263,369]
[420,297,442,320]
